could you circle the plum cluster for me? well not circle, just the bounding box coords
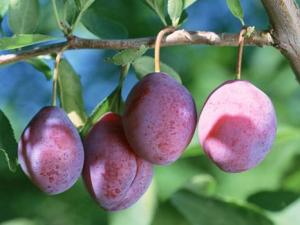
[18,73,277,211]
[82,72,197,210]
[17,72,197,211]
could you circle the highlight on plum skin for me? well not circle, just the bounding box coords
[123,72,197,165]
[198,80,277,173]
[82,112,153,211]
[18,106,84,195]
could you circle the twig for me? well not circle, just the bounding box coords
[0,30,274,66]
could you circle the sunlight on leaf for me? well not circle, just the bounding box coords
[0,34,59,50]
[58,59,87,128]
[226,0,244,25]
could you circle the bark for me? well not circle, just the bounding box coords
[261,0,300,81]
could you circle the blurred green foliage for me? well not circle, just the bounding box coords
[0,0,300,225]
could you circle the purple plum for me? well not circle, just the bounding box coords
[83,112,153,211]
[198,80,277,172]
[123,73,197,165]
[18,106,84,194]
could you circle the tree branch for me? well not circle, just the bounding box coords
[261,0,300,81]
[0,30,274,66]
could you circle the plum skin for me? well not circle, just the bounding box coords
[83,112,153,211]
[18,106,84,194]
[198,80,277,172]
[123,72,197,165]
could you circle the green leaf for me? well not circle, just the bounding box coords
[8,0,40,34]
[26,58,52,80]
[151,201,191,225]
[80,99,110,137]
[63,0,80,27]
[80,87,119,137]
[171,190,274,225]
[0,109,18,172]
[71,0,95,12]
[144,0,167,25]
[132,56,182,83]
[74,0,82,9]
[63,0,95,31]
[281,154,300,192]
[176,0,197,26]
[79,0,95,12]
[168,0,184,26]
[81,8,128,39]
[183,0,197,9]
[58,59,87,128]
[247,190,299,212]
[226,0,245,25]
[106,46,148,66]
[177,9,188,26]
[0,34,59,50]
[109,182,157,225]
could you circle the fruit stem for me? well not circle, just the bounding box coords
[154,27,176,73]
[236,28,246,80]
[51,45,69,106]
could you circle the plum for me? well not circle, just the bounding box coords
[109,158,153,211]
[198,80,277,172]
[18,106,84,194]
[123,73,197,165]
[83,112,153,211]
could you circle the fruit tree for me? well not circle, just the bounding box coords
[0,1,300,225]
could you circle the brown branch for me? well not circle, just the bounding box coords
[261,0,300,81]
[0,30,274,66]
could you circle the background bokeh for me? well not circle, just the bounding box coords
[0,1,300,225]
